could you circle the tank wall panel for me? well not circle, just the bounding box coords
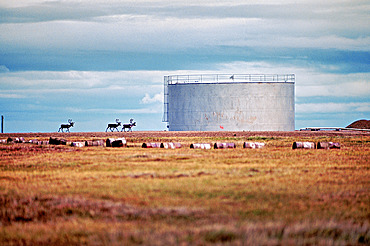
[167,82,294,131]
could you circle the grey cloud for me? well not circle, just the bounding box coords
[0,2,104,23]
[1,1,368,47]
[0,0,368,72]
[1,1,369,24]
[1,0,368,52]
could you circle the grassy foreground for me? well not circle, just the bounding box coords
[0,132,369,245]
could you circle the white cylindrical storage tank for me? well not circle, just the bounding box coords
[163,74,295,131]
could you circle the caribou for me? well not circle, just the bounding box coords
[58,119,74,133]
[106,119,121,132]
[121,119,136,132]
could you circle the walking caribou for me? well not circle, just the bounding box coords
[58,119,74,132]
[106,119,121,132]
[121,119,136,132]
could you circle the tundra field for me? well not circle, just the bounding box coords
[0,131,369,245]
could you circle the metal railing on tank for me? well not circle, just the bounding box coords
[165,74,295,84]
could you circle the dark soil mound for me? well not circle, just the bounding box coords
[346,119,370,129]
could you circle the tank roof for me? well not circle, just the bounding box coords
[165,74,295,85]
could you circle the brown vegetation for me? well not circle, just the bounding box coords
[347,119,370,129]
[0,131,369,245]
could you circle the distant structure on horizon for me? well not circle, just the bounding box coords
[162,74,295,131]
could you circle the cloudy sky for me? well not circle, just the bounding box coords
[0,0,369,132]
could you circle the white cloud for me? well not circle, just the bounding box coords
[0,93,24,98]
[296,78,370,98]
[141,93,163,104]
[0,0,45,8]
[0,70,163,90]
[215,61,370,98]
[3,64,367,100]
[65,107,160,114]
[228,36,370,51]
[296,102,370,114]
[0,16,249,52]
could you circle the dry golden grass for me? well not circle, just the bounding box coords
[0,131,369,245]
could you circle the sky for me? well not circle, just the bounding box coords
[0,0,369,132]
